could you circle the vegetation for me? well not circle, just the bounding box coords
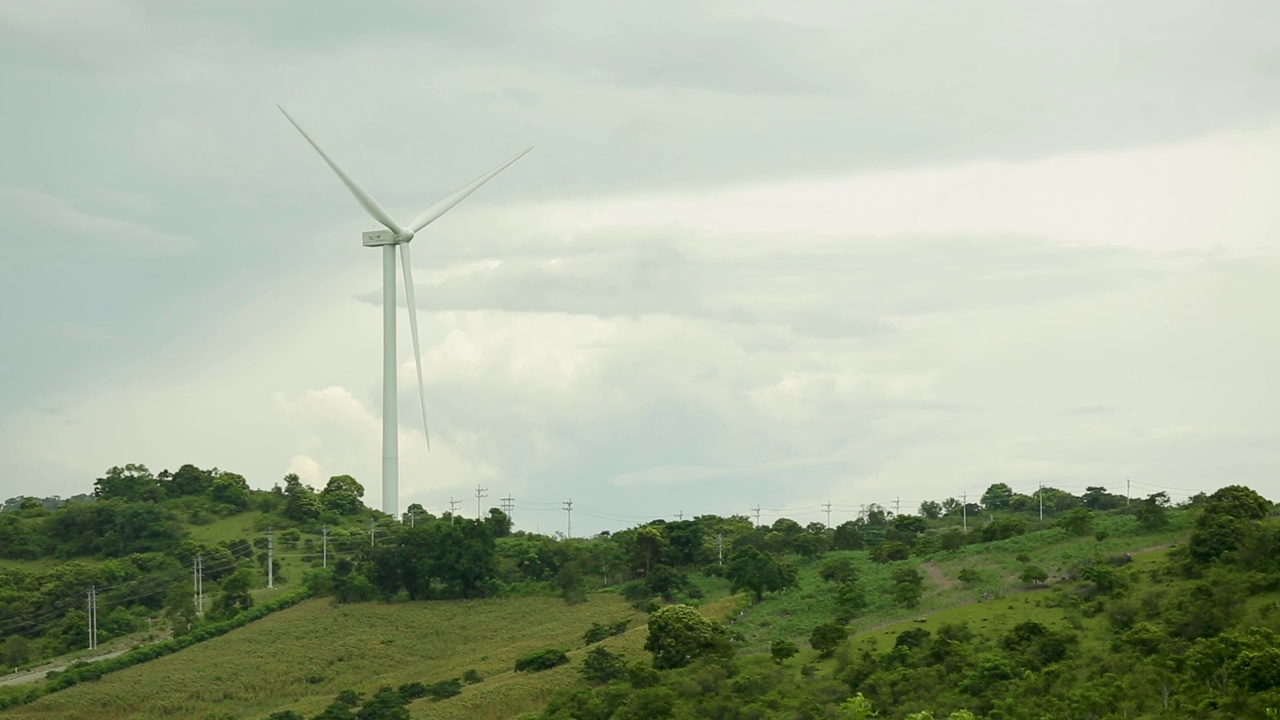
[5,467,1279,719]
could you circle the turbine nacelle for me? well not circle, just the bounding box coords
[361,229,414,247]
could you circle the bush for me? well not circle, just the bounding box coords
[397,681,427,700]
[810,623,849,658]
[515,648,570,672]
[580,646,628,684]
[770,639,799,664]
[462,668,483,684]
[424,678,462,701]
[584,620,631,645]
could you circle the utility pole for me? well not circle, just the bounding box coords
[1126,476,1131,506]
[408,507,417,528]
[500,495,515,525]
[859,503,866,521]
[717,533,724,566]
[751,505,762,528]
[1038,482,1044,521]
[563,499,573,539]
[267,528,275,590]
[87,586,97,650]
[369,518,377,546]
[822,501,833,529]
[676,511,683,521]
[449,497,461,524]
[322,526,329,568]
[475,484,489,520]
[893,497,901,517]
[193,555,204,617]
[962,493,968,533]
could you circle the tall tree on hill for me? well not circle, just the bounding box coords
[282,474,323,522]
[321,475,366,516]
[726,545,797,602]
[981,483,1015,510]
[93,464,161,503]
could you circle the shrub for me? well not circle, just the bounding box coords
[770,639,799,664]
[397,681,427,700]
[580,646,628,684]
[462,668,483,684]
[515,648,570,673]
[424,678,462,701]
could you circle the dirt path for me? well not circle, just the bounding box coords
[0,649,128,687]
[920,561,956,591]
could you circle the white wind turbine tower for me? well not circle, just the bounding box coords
[278,105,530,517]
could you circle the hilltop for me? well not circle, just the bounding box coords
[2,466,1278,718]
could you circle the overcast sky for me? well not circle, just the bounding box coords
[1,0,1278,535]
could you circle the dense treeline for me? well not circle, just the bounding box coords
[525,485,1280,720]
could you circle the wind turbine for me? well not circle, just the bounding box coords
[278,104,531,517]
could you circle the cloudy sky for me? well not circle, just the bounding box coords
[1,0,1277,535]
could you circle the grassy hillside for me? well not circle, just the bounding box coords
[4,593,654,720]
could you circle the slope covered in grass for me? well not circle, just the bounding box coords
[4,594,649,720]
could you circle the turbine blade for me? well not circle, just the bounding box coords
[277,104,407,237]
[399,242,431,451]
[408,147,533,233]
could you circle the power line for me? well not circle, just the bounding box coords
[476,484,489,520]
[563,499,573,539]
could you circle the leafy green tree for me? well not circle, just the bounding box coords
[1204,485,1271,521]
[93,464,160,503]
[580,646,628,683]
[819,556,860,584]
[211,567,255,619]
[1020,565,1049,587]
[770,639,799,664]
[643,604,732,670]
[981,483,1015,510]
[891,567,925,608]
[210,473,251,509]
[726,545,797,602]
[957,568,982,587]
[809,622,848,658]
[282,473,322,522]
[634,525,669,575]
[321,475,366,515]
[832,520,866,550]
[835,579,868,622]
[1057,508,1094,536]
[166,464,213,497]
[1135,492,1170,530]
[919,500,942,520]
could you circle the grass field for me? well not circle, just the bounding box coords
[4,593,655,720]
[730,511,1196,653]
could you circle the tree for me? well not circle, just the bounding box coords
[580,646,628,684]
[919,500,942,520]
[93,464,160,503]
[321,475,366,515]
[210,473,251,509]
[835,579,868,622]
[770,639,799,664]
[1204,485,1270,521]
[211,567,255,619]
[282,474,322,523]
[644,604,732,670]
[891,567,925,608]
[1135,492,1170,530]
[726,545,797,602]
[634,525,669,575]
[1020,565,1049,587]
[957,568,982,587]
[1058,508,1094,536]
[809,622,848,658]
[819,556,859,584]
[981,483,1015,511]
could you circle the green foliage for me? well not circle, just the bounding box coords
[820,556,861,583]
[1019,565,1048,586]
[462,668,483,684]
[644,604,732,670]
[770,639,799,664]
[423,678,463,700]
[891,566,925,608]
[981,483,1014,510]
[1057,508,1094,536]
[580,646,628,684]
[725,545,797,602]
[957,568,982,587]
[809,622,848,657]
[584,619,631,645]
[515,648,570,673]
